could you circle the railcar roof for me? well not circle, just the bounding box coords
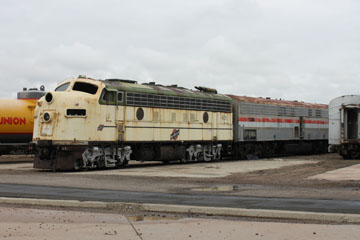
[101,79,231,101]
[228,95,328,109]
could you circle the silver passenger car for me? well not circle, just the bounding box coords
[329,95,360,159]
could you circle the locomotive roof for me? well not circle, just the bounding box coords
[228,95,328,109]
[101,79,231,101]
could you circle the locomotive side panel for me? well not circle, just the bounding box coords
[121,88,233,143]
[122,107,232,142]
[234,101,328,142]
[303,119,328,140]
[229,95,328,158]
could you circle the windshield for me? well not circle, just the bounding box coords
[55,82,70,92]
[72,82,98,94]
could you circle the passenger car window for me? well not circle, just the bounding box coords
[55,82,70,92]
[73,82,98,94]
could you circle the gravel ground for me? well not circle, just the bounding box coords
[0,153,359,200]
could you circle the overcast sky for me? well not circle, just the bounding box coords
[1,0,359,104]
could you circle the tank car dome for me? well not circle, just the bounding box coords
[17,85,46,99]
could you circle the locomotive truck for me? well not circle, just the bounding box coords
[32,76,328,170]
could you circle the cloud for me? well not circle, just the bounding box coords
[48,43,106,70]
[0,0,359,104]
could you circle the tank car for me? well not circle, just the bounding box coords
[0,86,45,155]
[329,95,360,159]
[228,95,328,159]
[33,76,233,170]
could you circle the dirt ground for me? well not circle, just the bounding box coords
[0,153,360,201]
[1,206,360,240]
[1,153,360,239]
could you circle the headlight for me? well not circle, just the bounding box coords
[45,93,53,103]
[43,112,51,122]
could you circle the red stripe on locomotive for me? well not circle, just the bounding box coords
[238,117,328,125]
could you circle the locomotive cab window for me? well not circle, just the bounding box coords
[55,82,70,92]
[73,82,98,95]
[99,89,116,105]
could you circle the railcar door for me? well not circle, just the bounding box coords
[344,107,359,140]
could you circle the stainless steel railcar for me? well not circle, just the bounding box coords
[329,95,360,159]
[229,95,328,159]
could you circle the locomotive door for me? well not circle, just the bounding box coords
[295,117,304,139]
[299,117,304,139]
[212,112,218,141]
[116,91,125,141]
[100,89,118,141]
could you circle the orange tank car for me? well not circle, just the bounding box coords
[0,86,45,154]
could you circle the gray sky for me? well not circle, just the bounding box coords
[1,0,359,104]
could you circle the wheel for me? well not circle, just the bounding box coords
[162,160,170,165]
[117,159,129,168]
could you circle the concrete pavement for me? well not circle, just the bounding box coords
[309,163,360,181]
[1,206,360,240]
[1,197,360,223]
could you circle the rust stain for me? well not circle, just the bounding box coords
[227,95,328,109]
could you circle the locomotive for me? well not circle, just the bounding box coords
[329,95,360,159]
[231,95,328,159]
[33,76,328,170]
[0,86,45,155]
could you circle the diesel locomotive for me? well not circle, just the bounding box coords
[0,86,45,155]
[33,76,328,170]
[231,95,328,159]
